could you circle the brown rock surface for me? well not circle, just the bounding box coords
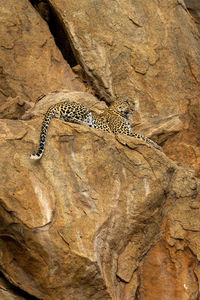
[48,0,200,176]
[138,241,199,299]
[185,0,200,31]
[138,166,200,299]
[0,0,84,108]
[0,0,200,299]
[0,91,199,299]
[0,273,26,300]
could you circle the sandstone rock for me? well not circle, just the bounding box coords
[0,91,199,299]
[0,96,33,120]
[0,0,84,107]
[185,0,200,31]
[138,166,200,299]
[1,0,200,298]
[0,273,26,300]
[48,0,200,176]
[138,240,199,299]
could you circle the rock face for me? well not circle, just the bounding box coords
[0,91,199,299]
[0,91,163,299]
[139,166,200,299]
[0,0,84,107]
[0,273,27,300]
[0,0,200,299]
[185,0,200,31]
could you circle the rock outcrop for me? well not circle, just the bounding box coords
[0,91,199,299]
[0,0,200,299]
[0,0,84,108]
[138,166,200,299]
[185,0,200,31]
[0,272,27,300]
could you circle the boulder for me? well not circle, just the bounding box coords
[0,0,84,109]
[0,91,199,299]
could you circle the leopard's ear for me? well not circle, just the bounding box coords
[114,96,135,103]
[124,97,135,103]
[125,98,135,109]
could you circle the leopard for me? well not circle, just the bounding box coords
[30,98,162,160]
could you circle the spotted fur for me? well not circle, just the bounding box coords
[30,98,161,160]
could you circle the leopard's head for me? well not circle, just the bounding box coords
[109,98,135,118]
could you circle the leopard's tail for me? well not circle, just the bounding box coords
[130,132,162,151]
[30,105,58,160]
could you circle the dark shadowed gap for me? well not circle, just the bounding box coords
[184,0,200,32]
[29,0,106,101]
[29,0,78,67]
[0,271,40,300]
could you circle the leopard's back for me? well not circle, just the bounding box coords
[55,101,91,124]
